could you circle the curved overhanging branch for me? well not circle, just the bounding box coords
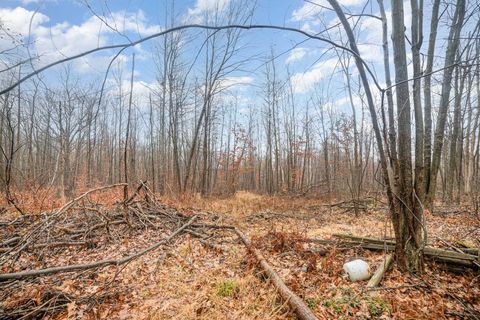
[0,23,383,96]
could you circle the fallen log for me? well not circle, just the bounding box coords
[233,227,318,320]
[365,243,475,268]
[304,235,479,269]
[332,234,395,245]
[457,247,479,256]
[35,241,91,249]
[332,234,480,256]
[1,236,21,247]
[0,215,197,281]
[186,223,319,319]
[332,234,479,263]
[367,254,393,288]
[333,234,478,259]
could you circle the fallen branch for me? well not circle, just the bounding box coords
[304,235,479,269]
[332,234,479,264]
[124,181,146,205]
[0,215,197,281]
[367,254,393,288]
[55,183,128,216]
[233,227,318,320]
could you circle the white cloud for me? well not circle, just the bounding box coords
[0,6,161,73]
[33,9,161,59]
[222,93,252,108]
[225,75,254,85]
[0,6,49,37]
[105,10,162,37]
[292,0,365,21]
[106,77,156,108]
[291,58,338,94]
[299,22,316,33]
[357,43,383,62]
[186,0,231,23]
[21,0,57,5]
[217,76,254,91]
[292,2,323,22]
[334,94,362,108]
[285,47,307,64]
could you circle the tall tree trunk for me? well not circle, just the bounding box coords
[423,0,441,195]
[410,0,425,203]
[124,53,135,201]
[327,0,425,273]
[426,0,466,209]
[390,0,424,273]
[377,0,397,165]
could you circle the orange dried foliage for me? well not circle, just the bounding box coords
[252,230,306,254]
[0,182,127,214]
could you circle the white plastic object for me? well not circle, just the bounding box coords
[343,259,371,282]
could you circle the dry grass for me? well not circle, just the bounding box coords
[55,235,293,320]
[152,191,480,319]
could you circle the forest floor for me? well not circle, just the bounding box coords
[1,190,479,319]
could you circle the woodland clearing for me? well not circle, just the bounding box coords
[1,187,478,320]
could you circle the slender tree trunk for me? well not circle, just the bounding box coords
[410,0,425,203]
[426,0,466,209]
[124,53,135,201]
[423,0,441,196]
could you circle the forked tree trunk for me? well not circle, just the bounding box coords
[327,0,425,273]
[390,0,424,273]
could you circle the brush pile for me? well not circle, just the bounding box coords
[0,183,216,319]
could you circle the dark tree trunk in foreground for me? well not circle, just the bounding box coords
[328,0,425,273]
[390,0,424,273]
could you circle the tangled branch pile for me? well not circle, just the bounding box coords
[0,183,213,319]
[0,183,320,320]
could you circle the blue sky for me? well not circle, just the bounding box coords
[0,0,452,115]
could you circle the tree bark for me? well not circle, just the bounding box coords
[427,0,466,209]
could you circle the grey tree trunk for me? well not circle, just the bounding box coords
[390,0,424,273]
[427,0,466,209]
[422,0,441,195]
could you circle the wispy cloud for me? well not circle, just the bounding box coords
[292,0,364,22]
[185,0,231,23]
[285,47,307,64]
[291,58,338,94]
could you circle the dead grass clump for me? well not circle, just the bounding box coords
[234,191,265,202]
